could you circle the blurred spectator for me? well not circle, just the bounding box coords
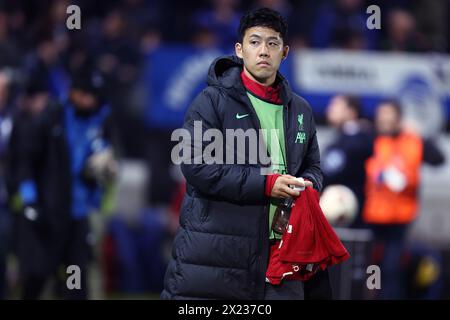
[284,1,316,49]
[322,95,374,228]
[363,100,421,299]
[363,100,444,299]
[0,10,23,68]
[96,9,140,85]
[381,8,427,52]
[121,0,164,45]
[311,0,379,50]
[6,74,51,299]
[0,71,13,299]
[2,2,28,53]
[49,0,72,54]
[24,35,71,102]
[190,26,219,49]
[252,0,310,49]
[412,0,448,52]
[139,27,162,56]
[94,8,141,159]
[8,68,117,299]
[192,0,241,49]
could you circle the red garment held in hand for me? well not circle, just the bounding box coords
[266,187,350,284]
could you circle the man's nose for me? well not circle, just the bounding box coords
[259,43,269,57]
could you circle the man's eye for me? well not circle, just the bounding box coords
[269,42,279,47]
[250,40,259,45]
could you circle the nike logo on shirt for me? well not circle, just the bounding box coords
[236,113,250,119]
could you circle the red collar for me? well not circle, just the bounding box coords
[240,70,282,104]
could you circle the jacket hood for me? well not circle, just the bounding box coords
[206,55,293,103]
[207,55,243,88]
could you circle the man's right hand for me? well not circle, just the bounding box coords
[270,175,313,199]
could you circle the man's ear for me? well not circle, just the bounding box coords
[282,45,290,60]
[235,42,243,59]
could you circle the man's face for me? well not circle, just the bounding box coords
[70,89,98,112]
[235,26,288,86]
[375,103,401,135]
[26,92,49,116]
[326,95,355,128]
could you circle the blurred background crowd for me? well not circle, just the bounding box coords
[0,0,449,299]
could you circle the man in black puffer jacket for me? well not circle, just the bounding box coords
[162,8,330,300]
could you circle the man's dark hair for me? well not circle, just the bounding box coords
[71,67,105,97]
[342,95,362,118]
[238,7,288,44]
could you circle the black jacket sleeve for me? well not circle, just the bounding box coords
[179,89,267,205]
[13,116,43,183]
[422,138,445,166]
[299,112,323,192]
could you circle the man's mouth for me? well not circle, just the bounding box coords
[257,61,270,66]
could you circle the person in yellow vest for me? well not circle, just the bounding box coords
[363,100,444,299]
[364,101,423,226]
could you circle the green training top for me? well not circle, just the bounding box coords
[247,92,286,240]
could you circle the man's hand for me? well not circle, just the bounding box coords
[270,175,313,198]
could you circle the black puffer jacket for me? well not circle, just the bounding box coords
[162,55,323,300]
